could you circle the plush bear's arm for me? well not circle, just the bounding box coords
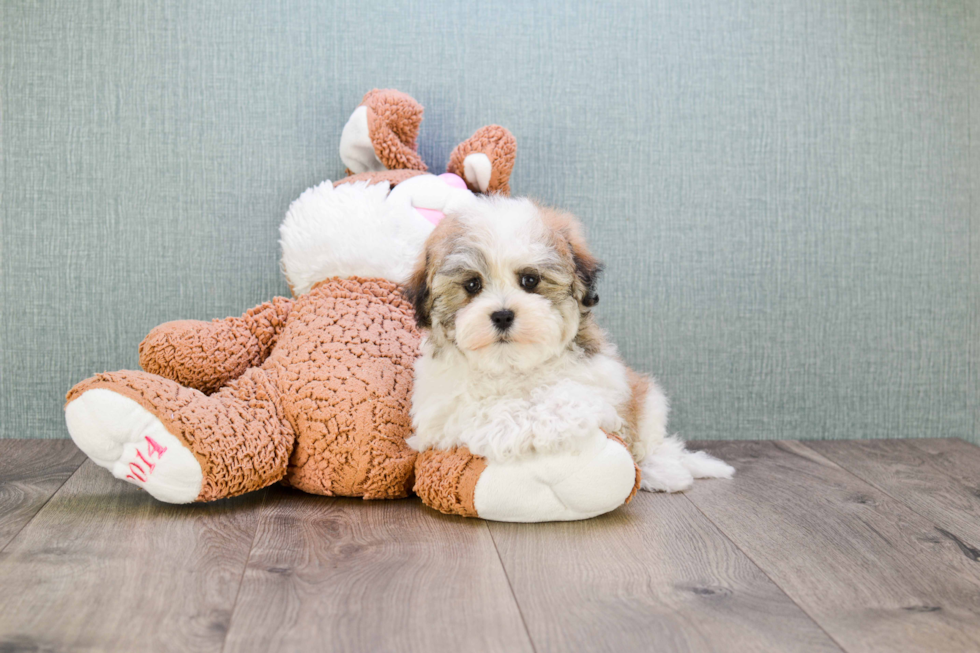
[413,431,640,522]
[138,297,293,394]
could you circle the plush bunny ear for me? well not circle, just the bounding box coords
[447,125,517,195]
[340,89,428,174]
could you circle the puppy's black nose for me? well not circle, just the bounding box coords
[490,309,515,332]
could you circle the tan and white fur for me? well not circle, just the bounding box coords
[406,196,733,492]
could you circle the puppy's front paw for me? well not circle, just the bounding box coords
[527,381,622,452]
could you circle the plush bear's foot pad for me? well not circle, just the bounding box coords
[473,431,638,522]
[65,388,203,503]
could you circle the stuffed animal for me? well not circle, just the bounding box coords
[65,90,640,522]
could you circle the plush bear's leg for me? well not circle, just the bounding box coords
[65,368,293,503]
[414,431,640,523]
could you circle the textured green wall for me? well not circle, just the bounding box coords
[2,0,978,442]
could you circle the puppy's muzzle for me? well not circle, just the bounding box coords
[490,309,515,332]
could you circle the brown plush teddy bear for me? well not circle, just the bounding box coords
[65,90,641,522]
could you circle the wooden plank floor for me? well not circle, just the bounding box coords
[1,439,979,653]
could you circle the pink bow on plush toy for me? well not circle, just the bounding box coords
[412,173,468,225]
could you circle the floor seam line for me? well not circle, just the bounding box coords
[791,440,980,650]
[484,521,538,653]
[679,461,851,653]
[220,489,268,653]
[0,453,87,555]
[800,441,980,550]
[902,438,980,491]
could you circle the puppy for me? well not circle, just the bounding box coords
[404,196,733,492]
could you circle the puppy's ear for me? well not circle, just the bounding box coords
[403,217,458,329]
[571,239,603,308]
[540,205,603,309]
[404,250,432,329]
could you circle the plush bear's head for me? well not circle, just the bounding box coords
[280,90,517,297]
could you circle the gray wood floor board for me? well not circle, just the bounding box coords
[807,439,980,553]
[6,439,980,653]
[222,487,534,653]
[0,461,263,653]
[905,438,980,491]
[0,439,86,551]
[487,490,844,653]
[686,440,980,653]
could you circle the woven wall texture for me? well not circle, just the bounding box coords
[2,0,978,441]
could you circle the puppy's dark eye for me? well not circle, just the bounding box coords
[464,277,482,295]
[519,273,540,291]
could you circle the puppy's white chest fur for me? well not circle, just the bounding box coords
[409,341,633,462]
[405,195,734,491]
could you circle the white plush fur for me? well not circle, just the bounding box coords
[281,180,428,293]
[280,176,477,294]
[410,196,734,492]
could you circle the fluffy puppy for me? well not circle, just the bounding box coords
[405,196,733,492]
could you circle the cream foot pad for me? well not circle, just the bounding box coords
[65,388,203,503]
[473,431,637,522]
